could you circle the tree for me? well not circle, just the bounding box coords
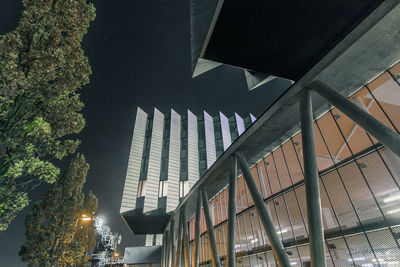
[19,154,98,266]
[0,0,95,230]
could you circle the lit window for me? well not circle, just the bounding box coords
[137,181,146,197]
[158,181,168,197]
[179,181,189,198]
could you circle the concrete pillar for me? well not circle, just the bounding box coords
[201,187,221,267]
[309,80,400,157]
[299,89,326,267]
[226,156,237,267]
[182,206,190,267]
[236,151,290,267]
[192,190,201,267]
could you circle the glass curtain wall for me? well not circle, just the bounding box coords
[187,61,400,267]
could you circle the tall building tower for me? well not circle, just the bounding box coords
[120,107,255,246]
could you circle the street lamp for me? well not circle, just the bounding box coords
[71,214,93,240]
[80,214,93,222]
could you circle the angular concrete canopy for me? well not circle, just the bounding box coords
[244,69,277,91]
[123,246,162,264]
[176,1,400,231]
[190,0,385,85]
[121,208,170,235]
[193,58,222,77]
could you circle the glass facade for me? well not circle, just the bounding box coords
[187,62,400,266]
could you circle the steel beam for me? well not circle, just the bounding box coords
[192,190,201,267]
[170,220,175,267]
[182,206,190,267]
[201,187,221,267]
[299,89,326,267]
[308,80,400,157]
[235,151,290,267]
[227,156,237,267]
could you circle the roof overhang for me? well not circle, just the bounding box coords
[121,208,171,235]
[123,246,162,264]
[190,0,386,89]
[173,1,400,229]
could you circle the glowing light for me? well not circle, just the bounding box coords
[372,258,385,264]
[348,257,365,262]
[387,208,400,215]
[383,195,400,203]
[277,229,288,235]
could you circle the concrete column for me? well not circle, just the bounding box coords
[235,151,290,267]
[170,220,175,267]
[299,89,326,267]
[161,233,165,267]
[182,206,190,267]
[164,231,169,267]
[308,80,400,157]
[192,190,201,267]
[201,187,221,267]
[175,211,183,267]
[226,156,237,267]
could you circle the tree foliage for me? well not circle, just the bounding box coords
[0,0,95,230]
[19,154,98,266]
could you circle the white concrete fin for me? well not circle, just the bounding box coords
[235,112,245,136]
[250,113,256,123]
[120,107,148,214]
[187,109,199,188]
[204,111,217,169]
[219,111,232,151]
[166,108,181,212]
[143,108,164,213]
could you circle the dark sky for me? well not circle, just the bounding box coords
[0,0,290,265]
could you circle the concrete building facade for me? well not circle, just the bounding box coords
[120,108,255,246]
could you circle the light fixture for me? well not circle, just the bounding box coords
[383,195,400,203]
[277,229,288,235]
[372,258,385,264]
[387,208,400,215]
[251,238,258,243]
[348,257,365,262]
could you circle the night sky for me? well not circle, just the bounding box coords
[0,0,290,265]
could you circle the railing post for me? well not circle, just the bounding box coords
[226,156,237,267]
[170,220,175,267]
[192,190,201,267]
[299,89,326,267]
[176,210,183,267]
[200,187,221,267]
[235,151,291,267]
[308,80,400,157]
[182,205,190,267]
